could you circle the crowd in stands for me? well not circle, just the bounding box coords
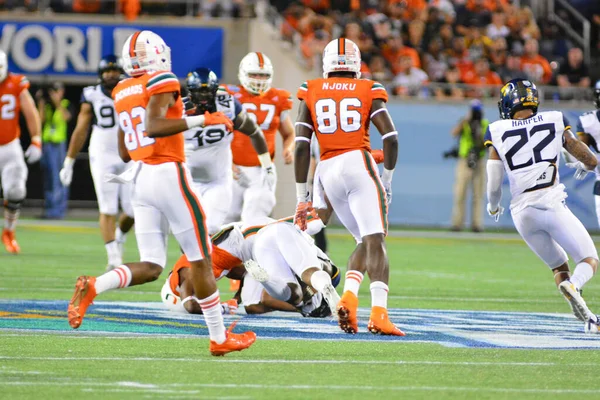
[276,0,596,99]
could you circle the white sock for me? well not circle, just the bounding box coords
[310,270,332,293]
[370,281,389,309]
[105,241,122,265]
[4,208,19,232]
[95,265,132,294]
[343,270,363,296]
[570,262,595,290]
[198,290,226,344]
[115,227,127,244]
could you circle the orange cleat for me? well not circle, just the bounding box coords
[368,306,406,336]
[337,291,359,334]
[67,276,97,329]
[229,279,241,292]
[209,323,257,356]
[2,229,20,254]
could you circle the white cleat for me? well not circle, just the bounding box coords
[322,283,341,319]
[243,259,269,282]
[585,317,600,334]
[559,280,594,322]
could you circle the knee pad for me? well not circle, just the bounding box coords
[6,184,26,203]
[594,181,600,196]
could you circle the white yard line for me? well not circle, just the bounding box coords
[0,356,597,367]
[2,380,599,394]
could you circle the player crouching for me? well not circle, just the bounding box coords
[486,78,600,333]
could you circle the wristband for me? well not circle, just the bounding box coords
[296,182,308,202]
[381,168,394,185]
[31,136,42,146]
[185,115,205,129]
[63,156,75,169]
[258,152,273,169]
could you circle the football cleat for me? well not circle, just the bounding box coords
[322,284,341,319]
[2,229,20,254]
[337,291,359,334]
[368,306,406,336]
[67,276,97,329]
[585,317,600,334]
[243,260,269,282]
[209,323,257,356]
[559,280,594,322]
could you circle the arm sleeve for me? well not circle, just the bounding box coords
[146,71,181,96]
[233,97,243,118]
[80,88,90,104]
[17,75,30,94]
[371,81,389,102]
[562,113,571,131]
[280,89,293,111]
[576,117,584,135]
[486,159,504,211]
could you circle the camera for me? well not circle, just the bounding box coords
[467,148,479,169]
[443,147,459,159]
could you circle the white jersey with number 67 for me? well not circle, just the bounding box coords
[484,110,571,212]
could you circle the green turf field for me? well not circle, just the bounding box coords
[2,222,600,399]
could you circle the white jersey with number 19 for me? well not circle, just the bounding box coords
[484,110,570,214]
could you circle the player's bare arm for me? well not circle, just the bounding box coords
[564,129,598,171]
[66,103,93,159]
[370,99,398,203]
[279,116,295,164]
[20,89,41,143]
[117,127,131,163]
[293,101,313,230]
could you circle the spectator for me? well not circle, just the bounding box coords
[487,11,509,39]
[423,38,448,82]
[556,48,591,88]
[392,55,429,97]
[72,0,100,13]
[517,6,540,41]
[422,7,444,49]
[435,65,465,99]
[505,19,526,55]
[450,100,489,233]
[368,55,393,82]
[439,23,455,50]
[366,13,394,48]
[465,25,493,61]
[430,0,455,22]
[382,34,421,74]
[520,38,553,84]
[447,36,475,81]
[489,37,508,71]
[407,19,426,51]
[463,58,502,86]
[36,83,72,219]
[300,29,331,71]
[497,54,523,82]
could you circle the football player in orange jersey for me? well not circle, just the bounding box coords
[67,31,256,356]
[224,52,295,225]
[0,49,42,254]
[294,38,404,336]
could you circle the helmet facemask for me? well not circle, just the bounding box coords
[190,86,217,113]
[242,72,272,95]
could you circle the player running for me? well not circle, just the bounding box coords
[67,30,256,356]
[486,78,600,332]
[573,80,600,227]
[60,55,134,269]
[183,67,271,234]
[0,49,42,254]
[294,38,404,336]
[224,52,294,224]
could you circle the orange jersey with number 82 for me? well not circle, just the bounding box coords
[112,71,184,164]
[297,77,388,161]
[0,73,30,145]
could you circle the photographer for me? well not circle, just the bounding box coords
[449,100,489,232]
[36,82,72,219]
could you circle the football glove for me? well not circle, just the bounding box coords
[263,165,277,192]
[294,200,312,231]
[566,161,594,181]
[371,149,384,164]
[233,165,251,188]
[383,182,392,205]
[221,298,238,315]
[25,138,42,164]
[59,157,75,187]
[487,203,504,222]
[182,96,196,116]
[204,111,233,132]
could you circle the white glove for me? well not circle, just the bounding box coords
[487,203,504,222]
[383,182,392,205]
[24,142,42,164]
[566,161,593,180]
[263,165,277,192]
[233,165,251,188]
[59,157,75,187]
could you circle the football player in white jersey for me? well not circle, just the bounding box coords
[485,78,600,332]
[60,55,134,269]
[183,68,273,234]
[574,80,600,226]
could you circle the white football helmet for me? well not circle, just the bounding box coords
[160,279,186,314]
[0,49,7,83]
[238,52,273,95]
[322,38,361,79]
[122,30,171,77]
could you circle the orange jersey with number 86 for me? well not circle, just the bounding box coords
[297,78,388,161]
[112,71,184,164]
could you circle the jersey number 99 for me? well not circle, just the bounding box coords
[315,98,362,134]
[119,106,155,151]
